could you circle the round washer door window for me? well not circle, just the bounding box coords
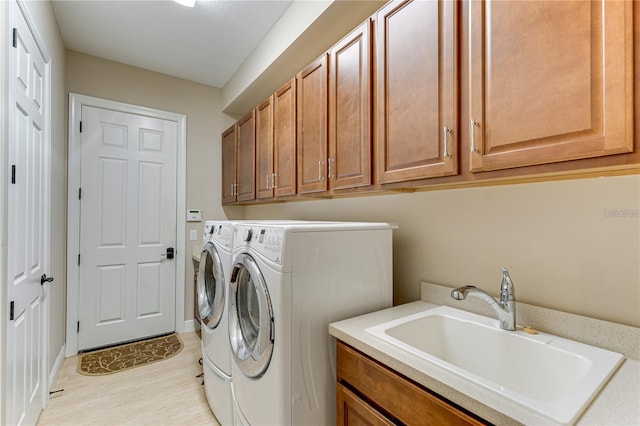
[197,242,225,329]
[229,253,274,378]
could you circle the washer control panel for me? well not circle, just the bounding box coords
[203,222,215,240]
[211,223,233,248]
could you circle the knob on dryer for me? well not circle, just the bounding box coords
[243,228,253,242]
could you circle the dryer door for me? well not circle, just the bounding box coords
[229,253,274,378]
[198,242,226,329]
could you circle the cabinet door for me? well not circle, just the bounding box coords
[221,124,237,205]
[468,0,634,172]
[337,383,394,426]
[376,0,457,184]
[274,78,297,198]
[256,96,274,200]
[329,20,372,190]
[297,54,329,194]
[236,111,256,202]
[337,342,486,426]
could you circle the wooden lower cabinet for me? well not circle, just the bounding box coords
[337,383,394,426]
[337,341,487,426]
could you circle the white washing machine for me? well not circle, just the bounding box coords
[198,220,237,425]
[228,222,396,425]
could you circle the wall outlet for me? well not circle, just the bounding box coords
[189,229,198,241]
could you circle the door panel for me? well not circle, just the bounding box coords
[221,125,237,204]
[237,111,256,202]
[97,265,125,322]
[469,0,634,171]
[7,1,50,424]
[329,20,372,190]
[139,162,163,244]
[256,97,274,199]
[297,55,329,194]
[273,78,297,197]
[79,106,177,350]
[376,0,457,183]
[137,263,162,317]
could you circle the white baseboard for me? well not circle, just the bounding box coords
[183,319,195,333]
[49,344,66,389]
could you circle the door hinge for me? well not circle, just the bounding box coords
[9,301,15,320]
[78,254,81,266]
[12,28,17,48]
[11,165,16,184]
[79,121,82,133]
[79,187,82,200]
[77,321,80,333]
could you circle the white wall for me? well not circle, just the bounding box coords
[222,0,385,115]
[243,175,640,328]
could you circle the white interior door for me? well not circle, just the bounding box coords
[6,0,51,424]
[78,106,177,351]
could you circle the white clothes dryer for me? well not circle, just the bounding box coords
[198,220,237,425]
[228,222,396,425]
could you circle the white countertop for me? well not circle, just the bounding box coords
[329,300,640,426]
[192,245,201,261]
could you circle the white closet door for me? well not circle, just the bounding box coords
[6,0,51,424]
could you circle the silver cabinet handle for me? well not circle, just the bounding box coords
[470,119,479,153]
[443,127,452,158]
[271,173,277,189]
[328,158,335,179]
[231,183,235,196]
[266,173,271,190]
[318,160,324,181]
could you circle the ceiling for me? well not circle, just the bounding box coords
[51,0,293,88]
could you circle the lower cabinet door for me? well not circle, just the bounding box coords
[337,383,394,426]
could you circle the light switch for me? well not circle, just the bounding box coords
[189,229,198,241]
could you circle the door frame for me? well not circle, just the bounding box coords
[66,93,186,356]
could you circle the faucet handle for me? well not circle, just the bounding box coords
[500,267,515,301]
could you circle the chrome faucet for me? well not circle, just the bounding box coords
[451,267,517,331]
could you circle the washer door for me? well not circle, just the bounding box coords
[198,242,225,329]
[229,253,274,378]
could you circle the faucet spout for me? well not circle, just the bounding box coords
[450,268,517,331]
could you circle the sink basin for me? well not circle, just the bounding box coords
[365,305,624,424]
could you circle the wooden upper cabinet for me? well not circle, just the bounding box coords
[329,19,373,190]
[221,124,237,205]
[376,0,458,184]
[297,54,329,194]
[273,78,297,198]
[256,96,274,200]
[468,0,634,172]
[236,111,256,202]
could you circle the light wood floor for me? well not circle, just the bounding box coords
[37,332,219,425]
